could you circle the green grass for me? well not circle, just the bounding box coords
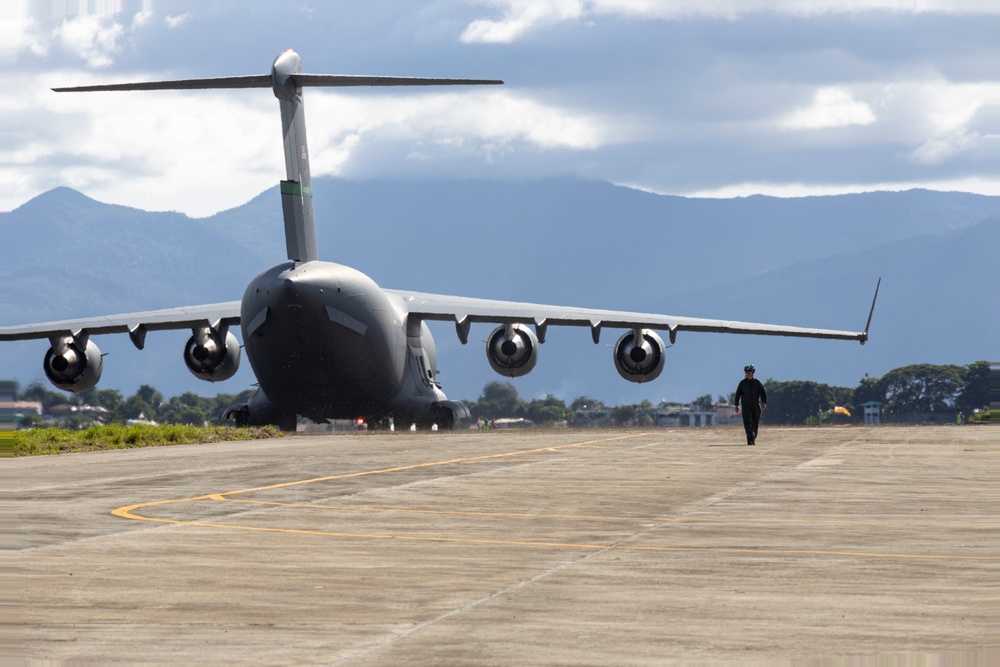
[8,423,286,456]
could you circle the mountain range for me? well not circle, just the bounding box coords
[2,178,995,406]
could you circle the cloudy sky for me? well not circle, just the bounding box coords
[2,0,998,216]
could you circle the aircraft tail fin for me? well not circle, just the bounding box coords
[54,50,503,263]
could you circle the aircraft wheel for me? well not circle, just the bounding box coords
[369,416,390,431]
[233,405,250,427]
[276,413,298,432]
[433,407,455,431]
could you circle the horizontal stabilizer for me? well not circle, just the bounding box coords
[53,75,273,93]
[294,74,504,87]
[54,74,502,94]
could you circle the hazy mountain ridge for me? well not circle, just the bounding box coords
[2,179,994,404]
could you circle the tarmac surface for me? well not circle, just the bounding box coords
[10,425,997,665]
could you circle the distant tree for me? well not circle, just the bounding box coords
[829,385,854,411]
[159,392,211,425]
[134,385,163,418]
[176,407,207,425]
[525,394,572,426]
[76,388,124,411]
[18,413,44,429]
[957,361,990,410]
[611,404,638,426]
[765,380,852,425]
[113,395,156,422]
[881,364,964,414]
[3,380,18,401]
[570,396,604,411]
[206,389,255,424]
[691,394,713,410]
[636,399,656,425]
[853,374,885,407]
[21,383,74,411]
[470,382,525,419]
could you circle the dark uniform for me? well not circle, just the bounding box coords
[735,368,767,445]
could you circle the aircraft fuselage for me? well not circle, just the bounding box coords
[241,261,447,427]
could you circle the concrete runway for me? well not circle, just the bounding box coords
[11,425,996,665]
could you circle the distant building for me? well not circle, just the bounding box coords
[0,400,43,419]
[491,417,536,429]
[714,403,742,426]
[655,401,738,428]
[42,403,110,426]
[862,401,881,425]
[685,410,716,427]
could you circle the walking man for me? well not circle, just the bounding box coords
[734,364,767,446]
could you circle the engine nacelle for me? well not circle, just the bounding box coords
[486,323,539,378]
[183,326,241,382]
[44,335,103,392]
[613,329,666,383]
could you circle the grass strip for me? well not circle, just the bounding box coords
[8,424,286,457]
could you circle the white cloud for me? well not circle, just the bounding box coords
[781,87,876,130]
[53,14,125,68]
[165,13,192,30]
[303,89,616,175]
[0,69,280,216]
[628,177,1000,198]
[0,14,48,62]
[3,5,187,67]
[132,11,155,29]
[769,79,997,165]
[909,128,981,165]
[869,80,1000,164]
[461,0,1000,43]
[3,4,994,213]
[462,1,584,43]
[906,82,996,135]
[0,71,618,216]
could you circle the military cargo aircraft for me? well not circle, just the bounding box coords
[0,51,879,430]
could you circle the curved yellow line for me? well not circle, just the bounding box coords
[211,498,999,529]
[105,512,998,561]
[112,434,643,519]
[110,432,997,562]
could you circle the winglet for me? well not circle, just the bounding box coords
[860,277,881,345]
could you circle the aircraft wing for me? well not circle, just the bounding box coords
[0,302,242,348]
[387,289,874,345]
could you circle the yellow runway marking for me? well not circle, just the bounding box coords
[208,497,999,529]
[219,434,642,496]
[107,513,997,561]
[113,434,644,520]
[111,433,998,562]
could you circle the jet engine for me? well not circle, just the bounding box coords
[486,323,539,377]
[183,326,241,382]
[44,335,103,392]
[613,329,666,383]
